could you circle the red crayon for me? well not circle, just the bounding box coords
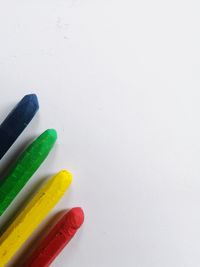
[23,207,84,267]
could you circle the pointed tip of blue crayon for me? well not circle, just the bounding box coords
[0,94,40,160]
[22,94,39,110]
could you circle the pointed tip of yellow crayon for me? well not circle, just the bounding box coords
[41,170,72,196]
[56,170,73,189]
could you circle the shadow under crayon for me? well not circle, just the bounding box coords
[0,173,56,267]
[0,174,51,237]
[10,210,68,267]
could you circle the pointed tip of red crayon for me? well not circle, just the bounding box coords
[66,207,84,229]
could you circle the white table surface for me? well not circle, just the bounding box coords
[0,1,200,266]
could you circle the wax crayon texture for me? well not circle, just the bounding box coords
[0,170,72,267]
[0,129,57,216]
[23,207,84,267]
[0,94,39,160]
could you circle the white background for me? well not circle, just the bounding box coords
[0,0,200,266]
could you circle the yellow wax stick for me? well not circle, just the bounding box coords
[0,170,72,267]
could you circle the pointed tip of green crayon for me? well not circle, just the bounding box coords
[0,128,58,217]
[44,129,57,141]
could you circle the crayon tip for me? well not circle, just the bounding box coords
[0,94,39,160]
[59,170,73,187]
[22,94,39,110]
[67,207,84,229]
[49,170,72,193]
[45,129,57,140]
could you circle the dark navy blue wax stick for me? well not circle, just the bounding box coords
[0,94,39,160]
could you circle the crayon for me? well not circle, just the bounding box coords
[0,94,39,160]
[23,207,84,267]
[0,129,57,216]
[0,170,72,267]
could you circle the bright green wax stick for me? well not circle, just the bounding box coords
[0,129,57,216]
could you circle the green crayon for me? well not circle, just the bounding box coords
[0,129,57,216]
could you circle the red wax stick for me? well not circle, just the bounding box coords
[23,207,84,267]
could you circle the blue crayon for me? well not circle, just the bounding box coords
[0,94,39,160]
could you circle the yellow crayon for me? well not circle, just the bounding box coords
[0,170,72,267]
